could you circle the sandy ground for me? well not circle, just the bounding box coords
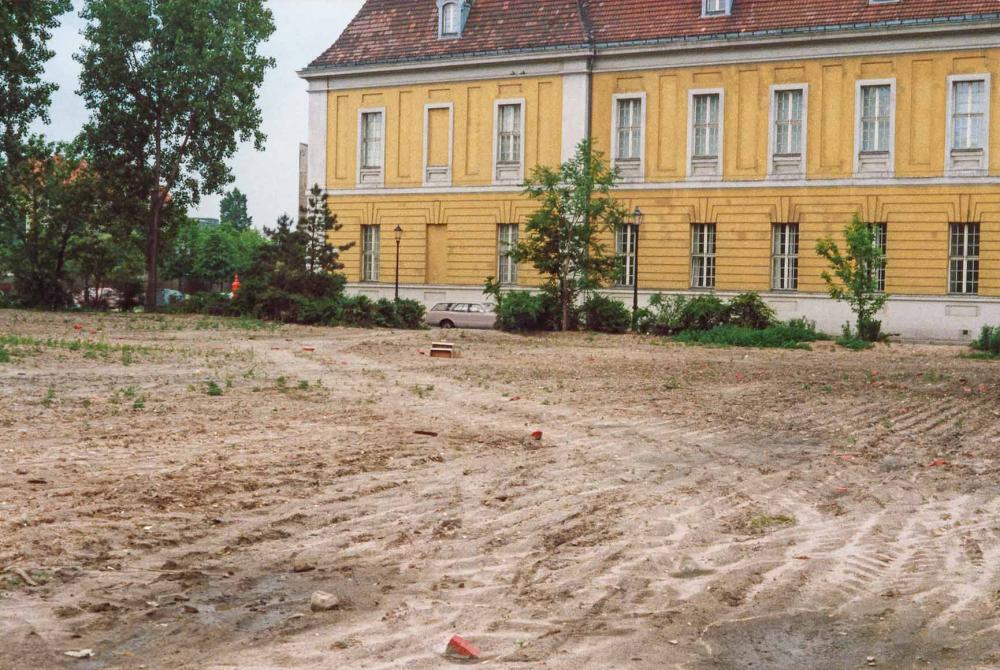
[1,309,1000,669]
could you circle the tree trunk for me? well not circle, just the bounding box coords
[145,197,162,311]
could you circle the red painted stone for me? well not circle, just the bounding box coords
[445,635,480,659]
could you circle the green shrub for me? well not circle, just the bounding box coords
[393,299,427,329]
[339,295,375,328]
[175,292,235,316]
[972,325,1000,356]
[678,294,729,332]
[837,323,875,351]
[637,293,689,336]
[296,296,343,325]
[497,291,545,332]
[0,345,9,363]
[676,319,825,349]
[727,292,776,329]
[582,294,631,334]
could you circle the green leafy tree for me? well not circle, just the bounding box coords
[815,214,889,341]
[0,0,71,165]
[161,217,265,289]
[9,139,105,307]
[76,0,276,310]
[299,184,353,274]
[220,187,252,231]
[511,139,627,330]
[0,0,72,272]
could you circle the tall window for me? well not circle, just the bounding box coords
[441,1,459,35]
[360,111,383,170]
[691,223,717,289]
[860,85,891,153]
[497,224,518,285]
[616,98,643,161]
[871,222,888,293]
[361,225,380,282]
[774,89,804,156]
[496,104,522,164]
[692,93,721,157]
[952,79,987,150]
[949,223,980,295]
[772,223,799,291]
[616,223,638,287]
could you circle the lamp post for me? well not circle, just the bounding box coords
[393,225,403,301]
[631,207,643,329]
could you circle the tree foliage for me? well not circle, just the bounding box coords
[0,0,72,165]
[815,214,889,341]
[299,184,353,275]
[7,139,107,307]
[161,217,265,287]
[76,0,275,309]
[220,188,252,231]
[511,139,628,330]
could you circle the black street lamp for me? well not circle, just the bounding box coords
[393,225,403,301]
[631,207,643,329]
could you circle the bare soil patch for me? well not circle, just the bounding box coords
[1,310,999,669]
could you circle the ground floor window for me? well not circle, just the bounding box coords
[869,222,888,293]
[616,223,638,287]
[691,223,717,289]
[950,222,980,294]
[772,223,799,291]
[497,224,519,285]
[361,224,380,282]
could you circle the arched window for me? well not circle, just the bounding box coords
[441,1,459,36]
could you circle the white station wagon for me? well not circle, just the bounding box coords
[425,302,497,329]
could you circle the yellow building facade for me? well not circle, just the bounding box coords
[301,1,1000,340]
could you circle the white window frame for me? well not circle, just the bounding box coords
[768,84,808,179]
[437,0,462,38]
[357,107,386,187]
[361,224,380,282]
[771,223,799,291]
[497,224,519,285]
[422,102,454,187]
[687,88,724,179]
[945,74,991,176]
[615,223,638,288]
[492,98,525,185]
[869,222,888,293]
[690,223,717,289]
[611,93,646,183]
[949,222,980,295]
[702,0,732,17]
[853,79,896,178]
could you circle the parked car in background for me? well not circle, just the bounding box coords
[424,302,496,329]
[157,288,186,306]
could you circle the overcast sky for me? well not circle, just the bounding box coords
[34,0,365,229]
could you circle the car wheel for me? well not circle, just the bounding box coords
[440,320,454,329]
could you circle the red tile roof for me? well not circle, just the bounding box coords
[307,0,1000,70]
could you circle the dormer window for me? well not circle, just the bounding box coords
[438,0,468,38]
[702,0,732,17]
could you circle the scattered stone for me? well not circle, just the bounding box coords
[866,656,877,666]
[310,591,340,612]
[444,635,481,660]
[64,649,94,659]
[291,561,316,573]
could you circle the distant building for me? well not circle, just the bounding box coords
[193,217,220,227]
[300,0,1000,340]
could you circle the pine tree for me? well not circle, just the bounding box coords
[298,184,354,274]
